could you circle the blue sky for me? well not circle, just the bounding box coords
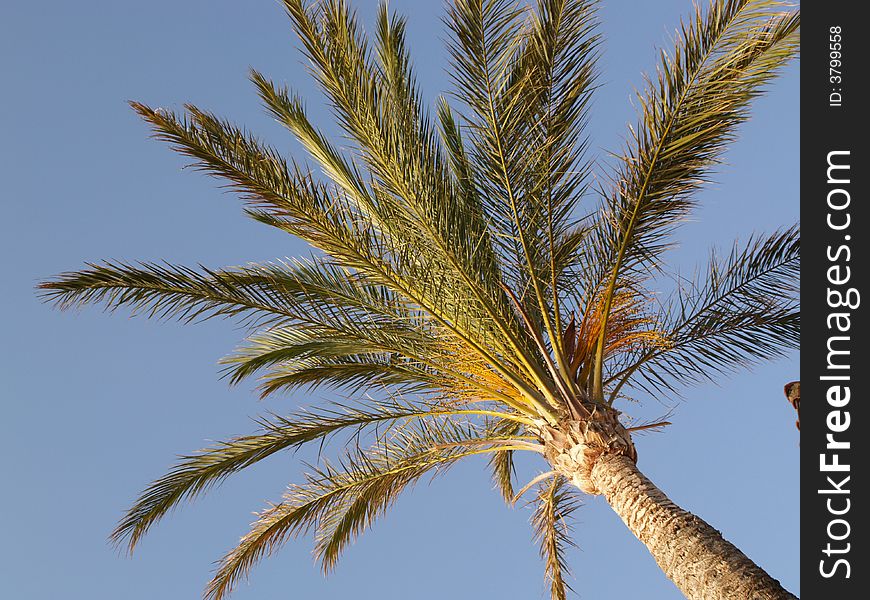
[2,1,799,598]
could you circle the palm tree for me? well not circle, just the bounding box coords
[40,0,799,598]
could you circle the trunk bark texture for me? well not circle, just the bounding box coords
[591,453,796,600]
[538,408,796,600]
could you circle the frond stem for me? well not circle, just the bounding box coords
[512,470,556,505]
[592,6,739,402]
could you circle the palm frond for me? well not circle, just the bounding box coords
[130,101,449,331]
[129,102,395,277]
[611,225,799,397]
[253,64,527,376]
[589,0,799,399]
[129,100,557,417]
[446,0,598,354]
[250,69,384,232]
[285,0,567,407]
[112,399,529,554]
[531,474,580,600]
[487,417,527,502]
[511,0,599,353]
[444,0,545,328]
[205,418,540,600]
[38,257,412,330]
[281,0,502,311]
[39,260,295,327]
[222,323,443,389]
[249,354,443,397]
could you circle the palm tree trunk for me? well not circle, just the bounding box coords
[589,452,796,600]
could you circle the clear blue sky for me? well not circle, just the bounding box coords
[2,1,799,598]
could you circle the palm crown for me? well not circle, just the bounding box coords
[41,1,799,598]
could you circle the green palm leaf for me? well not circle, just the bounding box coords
[39,257,411,329]
[532,474,581,600]
[112,399,530,553]
[488,416,526,502]
[205,419,541,600]
[612,225,799,398]
[589,0,799,400]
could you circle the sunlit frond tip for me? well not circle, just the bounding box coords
[108,400,536,555]
[203,420,544,600]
